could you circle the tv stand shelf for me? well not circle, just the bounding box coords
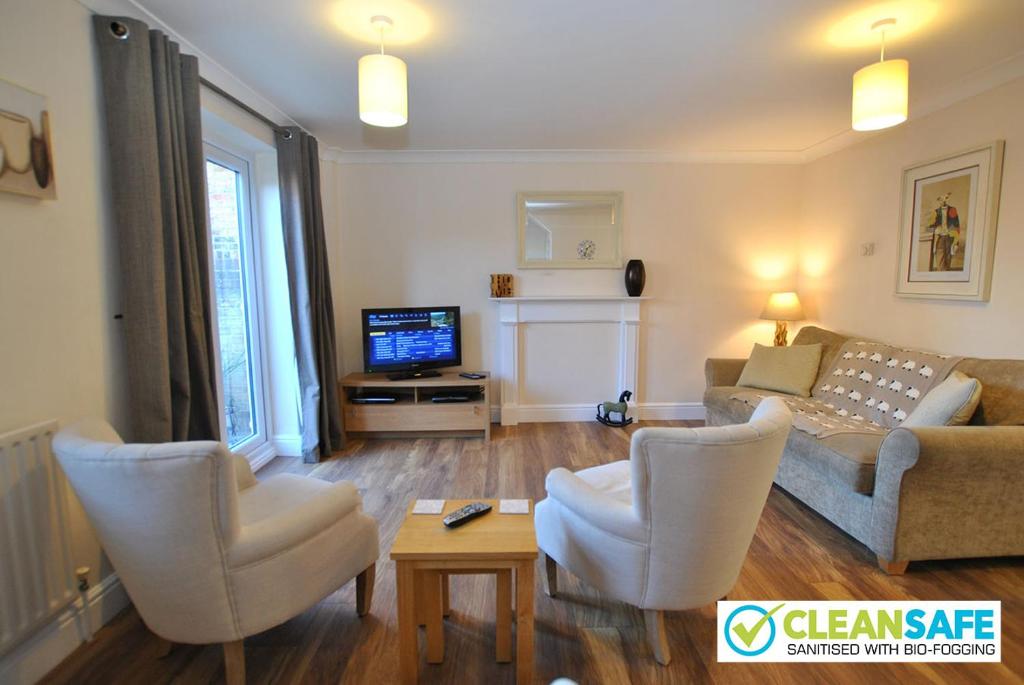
[338,371,490,441]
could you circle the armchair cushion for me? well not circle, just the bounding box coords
[544,465,645,541]
[232,453,258,491]
[573,461,632,505]
[230,475,361,568]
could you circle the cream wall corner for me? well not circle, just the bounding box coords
[798,76,1024,357]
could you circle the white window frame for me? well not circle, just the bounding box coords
[203,142,275,467]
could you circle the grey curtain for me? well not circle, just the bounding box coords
[276,128,344,462]
[93,16,220,443]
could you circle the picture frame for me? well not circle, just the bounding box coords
[0,78,56,200]
[895,141,1004,301]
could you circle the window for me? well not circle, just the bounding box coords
[204,144,271,456]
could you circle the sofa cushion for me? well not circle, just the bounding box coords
[704,386,787,424]
[704,386,883,494]
[791,326,851,389]
[784,429,884,495]
[903,371,982,427]
[737,342,822,397]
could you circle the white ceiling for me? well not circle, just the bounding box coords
[130,0,1024,155]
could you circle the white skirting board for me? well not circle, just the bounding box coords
[0,574,129,685]
[490,403,706,424]
[271,433,303,460]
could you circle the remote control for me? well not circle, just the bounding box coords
[442,502,492,528]
[459,372,486,379]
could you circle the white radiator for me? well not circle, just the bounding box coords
[0,420,77,657]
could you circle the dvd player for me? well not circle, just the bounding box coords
[430,389,480,403]
[351,393,399,404]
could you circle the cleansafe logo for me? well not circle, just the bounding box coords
[718,601,1001,662]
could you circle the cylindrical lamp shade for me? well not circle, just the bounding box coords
[852,58,908,131]
[358,54,408,127]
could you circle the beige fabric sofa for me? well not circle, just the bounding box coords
[704,326,1024,574]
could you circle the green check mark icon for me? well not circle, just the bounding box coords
[732,603,785,648]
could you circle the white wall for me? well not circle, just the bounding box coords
[799,77,1024,358]
[1,0,117,584]
[324,161,803,405]
[0,1,128,681]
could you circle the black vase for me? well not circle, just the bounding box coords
[624,259,646,297]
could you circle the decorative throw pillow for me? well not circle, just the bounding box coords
[737,343,822,397]
[902,371,982,427]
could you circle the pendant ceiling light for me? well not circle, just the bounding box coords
[851,18,908,132]
[358,15,408,127]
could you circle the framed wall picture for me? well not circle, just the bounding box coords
[896,141,1004,301]
[0,78,56,200]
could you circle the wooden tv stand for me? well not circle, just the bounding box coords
[338,372,490,441]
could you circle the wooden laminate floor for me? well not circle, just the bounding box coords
[44,421,1023,684]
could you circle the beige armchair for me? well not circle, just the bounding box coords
[535,398,792,665]
[54,420,379,684]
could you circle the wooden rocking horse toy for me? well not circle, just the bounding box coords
[596,390,633,427]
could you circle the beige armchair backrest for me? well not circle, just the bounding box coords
[628,398,792,607]
[54,420,241,639]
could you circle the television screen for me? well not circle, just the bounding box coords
[361,306,462,373]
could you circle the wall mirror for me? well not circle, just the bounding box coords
[517,191,623,269]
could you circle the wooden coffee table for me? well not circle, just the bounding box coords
[390,499,537,684]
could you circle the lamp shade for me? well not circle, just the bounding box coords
[761,292,804,321]
[852,58,908,131]
[358,53,408,127]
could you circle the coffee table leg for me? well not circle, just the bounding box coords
[496,569,512,662]
[396,562,417,684]
[515,561,534,685]
[442,572,451,618]
[414,571,424,626]
[424,571,445,663]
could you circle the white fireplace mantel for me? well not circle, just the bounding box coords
[490,296,649,425]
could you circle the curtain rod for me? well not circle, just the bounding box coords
[200,77,297,139]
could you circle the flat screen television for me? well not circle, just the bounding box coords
[361,306,462,375]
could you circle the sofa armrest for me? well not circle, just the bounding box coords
[705,358,748,388]
[870,426,1024,561]
[545,468,646,542]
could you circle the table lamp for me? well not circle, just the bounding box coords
[761,291,804,346]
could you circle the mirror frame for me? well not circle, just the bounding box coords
[516,191,624,269]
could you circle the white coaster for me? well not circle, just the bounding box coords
[412,499,445,515]
[499,499,530,514]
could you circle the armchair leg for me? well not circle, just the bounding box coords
[877,556,909,575]
[223,640,245,685]
[357,563,376,616]
[542,553,558,598]
[644,610,671,666]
